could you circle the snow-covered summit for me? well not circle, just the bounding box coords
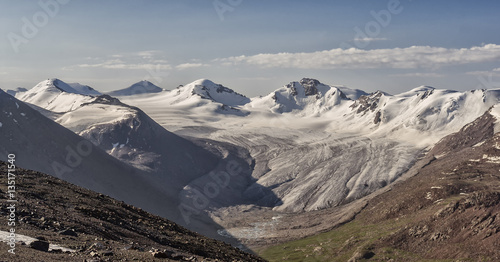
[248,78,353,115]
[17,79,96,113]
[107,80,163,97]
[340,87,500,146]
[35,78,81,94]
[183,79,250,106]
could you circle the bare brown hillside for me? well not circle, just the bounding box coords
[0,162,266,262]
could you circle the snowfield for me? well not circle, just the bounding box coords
[11,77,500,245]
[119,78,500,213]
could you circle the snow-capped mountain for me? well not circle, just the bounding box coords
[16,79,96,112]
[188,79,250,106]
[0,88,181,219]
[0,88,256,244]
[336,86,500,146]
[248,78,355,115]
[13,76,500,248]
[16,80,220,179]
[20,77,500,214]
[125,78,500,214]
[164,79,250,107]
[58,94,220,184]
[107,80,163,96]
[120,79,251,117]
[9,80,265,242]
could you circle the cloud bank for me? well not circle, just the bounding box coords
[217,44,500,69]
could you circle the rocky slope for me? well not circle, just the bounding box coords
[0,162,265,261]
[0,89,236,245]
[260,108,500,261]
[12,79,280,244]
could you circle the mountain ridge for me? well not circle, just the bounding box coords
[107,80,164,96]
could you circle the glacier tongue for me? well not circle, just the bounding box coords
[16,77,500,214]
[120,79,500,213]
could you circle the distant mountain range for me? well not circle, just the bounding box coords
[4,77,500,257]
[106,80,164,96]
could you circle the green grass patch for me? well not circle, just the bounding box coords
[259,193,475,262]
[259,218,413,262]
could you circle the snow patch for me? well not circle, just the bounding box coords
[0,230,76,252]
[490,104,500,133]
[425,192,432,200]
[482,154,500,163]
[473,140,486,147]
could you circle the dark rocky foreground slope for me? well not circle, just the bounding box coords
[0,162,265,262]
[261,110,500,261]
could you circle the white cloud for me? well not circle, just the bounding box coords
[217,44,500,70]
[466,68,500,77]
[353,37,388,42]
[390,72,444,77]
[76,60,172,70]
[66,51,171,71]
[135,50,163,58]
[175,63,208,70]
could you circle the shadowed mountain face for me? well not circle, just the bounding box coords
[0,89,181,217]
[0,162,266,262]
[2,88,281,246]
[68,95,221,188]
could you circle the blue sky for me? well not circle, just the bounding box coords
[2,0,500,96]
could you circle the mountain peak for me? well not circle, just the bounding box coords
[17,79,96,113]
[29,78,102,96]
[38,78,81,94]
[396,85,436,97]
[187,79,250,106]
[192,78,217,86]
[107,81,163,96]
